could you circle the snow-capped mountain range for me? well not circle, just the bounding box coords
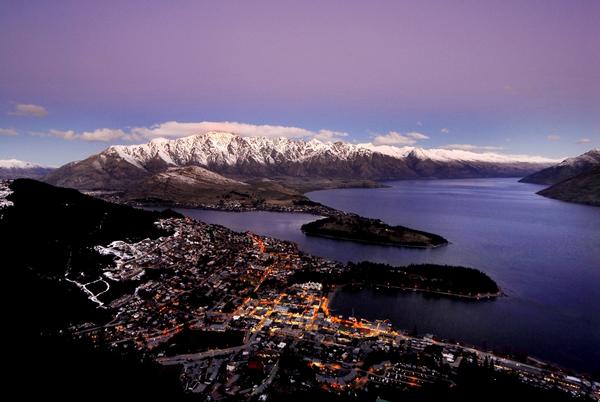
[105,132,558,168]
[0,159,54,179]
[45,132,561,191]
[360,143,559,164]
[105,133,372,169]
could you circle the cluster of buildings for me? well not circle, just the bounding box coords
[71,217,599,401]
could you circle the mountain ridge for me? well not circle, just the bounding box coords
[45,132,558,193]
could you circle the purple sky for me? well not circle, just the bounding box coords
[1,0,599,165]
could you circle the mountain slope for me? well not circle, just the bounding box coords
[0,159,54,179]
[125,165,304,205]
[519,149,600,185]
[537,168,600,206]
[46,132,557,194]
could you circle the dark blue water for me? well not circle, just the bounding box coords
[173,178,600,373]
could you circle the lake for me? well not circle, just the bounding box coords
[171,178,600,373]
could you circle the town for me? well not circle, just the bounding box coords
[69,216,599,401]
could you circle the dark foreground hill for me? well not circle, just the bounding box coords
[1,179,188,399]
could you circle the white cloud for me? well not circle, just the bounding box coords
[131,121,348,141]
[372,131,429,146]
[42,128,142,142]
[311,130,348,142]
[546,134,561,141]
[441,144,504,151]
[440,128,450,133]
[416,121,423,127]
[34,121,349,143]
[8,103,48,117]
[576,138,591,144]
[0,128,17,136]
[407,132,429,140]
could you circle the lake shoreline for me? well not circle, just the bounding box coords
[338,282,502,300]
[146,178,600,373]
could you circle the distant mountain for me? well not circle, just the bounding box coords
[519,149,600,207]
[0,159,54,179]
[519,149,600,185]
[360,143,557,164]
[365,144,557,180]
[46,132,557,195]
[537,168,600,207]
[46,133,407,189]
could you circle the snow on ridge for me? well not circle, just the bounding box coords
[106,145,148,169]
[105,131,369,169]
[360,143,562,164]
[103,131,561,169]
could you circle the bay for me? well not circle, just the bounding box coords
[172,178,600,373]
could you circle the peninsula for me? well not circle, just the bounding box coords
[292,261,500,299]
